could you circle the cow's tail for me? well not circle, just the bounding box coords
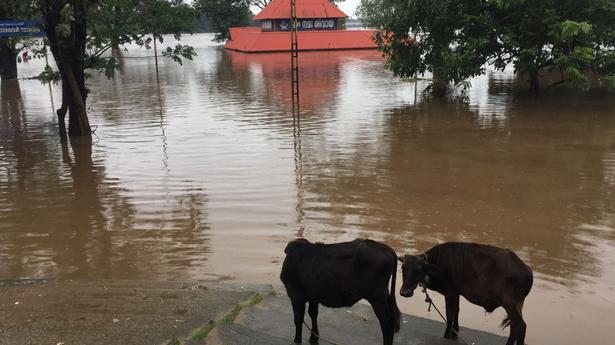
[501,315,511,329]
[500,300,524,328]
[502,265,533,329]
[389,253,401,333]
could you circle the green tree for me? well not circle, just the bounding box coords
[249,0,270,9]
[492,0,615,93]
[0,0,40,80]
[88,0,196,57]
[40,0,197,138]
[358,0,615,95]
[194,0,252,42]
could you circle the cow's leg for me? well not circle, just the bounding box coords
[443,294,460,339]
[308,301,319,344]
[507,301,526,345]
[515,316,527,345]
[503,302,525,345]
[369,297,394,345]
[515,301,527,345]
[291,299,306,344]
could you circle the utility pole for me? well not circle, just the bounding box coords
[153,34,160,83]
[290,0,300,113]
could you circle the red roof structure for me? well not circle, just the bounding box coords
[254,0,347,20]
[225,28,377,53]
[224,0,378,53]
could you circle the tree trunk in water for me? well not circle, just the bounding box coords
[431,71,448,97]
[43,0,91,138]
[111,39,122,57]
[57,83,69,138]
[529,69,540,96]
[65,60,91,136]
[0,38,18,80]
[432,78,448,97]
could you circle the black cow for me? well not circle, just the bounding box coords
[280,238,401,345]
[399,242,533,345]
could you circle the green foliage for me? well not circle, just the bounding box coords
[0,0,41,78]
[359,0,615,93]
[88,55,119,78]
[0,0,38,21]
[162,44,196,65]
[194,0,253,42]
[35,64,62,84]
[87,0,198,77]
[359,0,500,87]
[56,4,75,38]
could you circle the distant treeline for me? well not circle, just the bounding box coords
[194,15,259,33]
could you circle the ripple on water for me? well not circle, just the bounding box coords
[3,33,615,345]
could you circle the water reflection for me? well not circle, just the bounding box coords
[2,34,615,344]
[0,79,212,280]
[203,45,615,291]
[295,97,615,287]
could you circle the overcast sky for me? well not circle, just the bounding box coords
[248,0,362,18]
[338,0,361,17]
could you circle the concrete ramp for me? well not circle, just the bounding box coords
[206,291,508,345]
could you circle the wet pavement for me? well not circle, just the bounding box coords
[0,279,271,345]
[206,289,507,345]
[0,280,508,345]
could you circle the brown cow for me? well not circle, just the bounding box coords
[399,242,533,345]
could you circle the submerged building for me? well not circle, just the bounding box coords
[224,0,377,53]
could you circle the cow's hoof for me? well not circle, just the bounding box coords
[443,332,457,340]
[309,336,319,344]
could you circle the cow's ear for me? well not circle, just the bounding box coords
[397,256,404,263]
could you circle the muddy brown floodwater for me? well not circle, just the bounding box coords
[1,34,614,344]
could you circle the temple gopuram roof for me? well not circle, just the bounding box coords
[254,0,348,20]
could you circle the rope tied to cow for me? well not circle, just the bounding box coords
[420,280,475,345]
[303,321,342,345]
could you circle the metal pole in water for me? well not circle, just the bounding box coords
[153,34,160,83]
[290,0,300,114]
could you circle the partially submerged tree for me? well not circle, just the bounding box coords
[491,0,615,93]
[42,0,91,137]
[40,0,197,138]
[88,0,197,59]
[359,0,615,95]
[194,0,252,42]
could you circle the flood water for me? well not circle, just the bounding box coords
[1,34,615,344]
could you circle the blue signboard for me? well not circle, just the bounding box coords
[0,20,45,38]
[274,18,338,32]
